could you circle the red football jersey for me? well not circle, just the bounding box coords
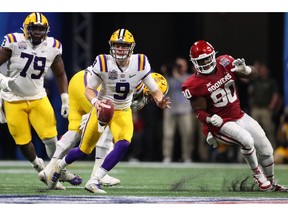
[182,54,244,135]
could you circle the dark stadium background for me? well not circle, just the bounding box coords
[0,13,286,161]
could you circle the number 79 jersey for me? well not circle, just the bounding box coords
[91,54,151,110]
[1,32,62,101]
[182,55,244,123]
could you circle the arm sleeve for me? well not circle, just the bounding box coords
[194,109,210,124]
[87,71,102,90]
[143,73,158,93]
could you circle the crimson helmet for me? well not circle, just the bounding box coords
[189,40,216,74]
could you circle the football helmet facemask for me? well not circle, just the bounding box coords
[143,72,169,96]
[109,29,135,61]
[190,40,216,74]
[22,12,50,45]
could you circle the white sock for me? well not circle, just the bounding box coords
[43,158,58,173]
[240,147,259,170]
[42,137,57,158]
[95,146,110,159]
[58,157,69,170]
[91,158,104,178]
[92,167,108,180]
[258,154,274,181]
[31,156,42,166]
[31,157,44,172]
[54,131,80,159]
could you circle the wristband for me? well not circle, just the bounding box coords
[60,93,69,104]
[194,109,210,124]
[91,97,98,106]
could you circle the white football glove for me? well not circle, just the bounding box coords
[231,58,252,75]
[60,93,69,118]
[0,76,16,92]
[210,114,223,127]
[206,132,218,148]
[79,113,89,131]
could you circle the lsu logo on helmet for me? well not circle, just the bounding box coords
[109,29,136,61]
[22,12,50,45]
[143,72,169,96]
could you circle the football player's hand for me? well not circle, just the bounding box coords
[0,77,16,92]
[210,114,223,127]
[60,93,69,118]
[93,99,110,111]
[156,96,171,109]
[231,58,251,75]
[79,113,89,131]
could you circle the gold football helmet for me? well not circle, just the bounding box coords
[109,29,135,61]
[22,12,50,45]
[143,72,169,96]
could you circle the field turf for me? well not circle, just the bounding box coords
[0,161,288,201]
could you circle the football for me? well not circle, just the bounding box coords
[97,99,114,126]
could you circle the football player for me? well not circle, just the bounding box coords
[0,12,81,190]
[47,28,171,193]
[181,40,287,192]
[40,68,168,189]
[85,71,169,189]
[40,68,121,187]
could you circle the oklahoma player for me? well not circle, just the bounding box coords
[182,40,287,192]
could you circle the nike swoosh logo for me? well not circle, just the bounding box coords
[129,74,136,78]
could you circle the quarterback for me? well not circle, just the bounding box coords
[47,28,171,193]
[0,12,79,189]
[182,40,287,192]
[40,68,121,188]
[40,68,168,189]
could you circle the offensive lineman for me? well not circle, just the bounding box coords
[0,12,80,189]
[47,28,171,193]
[181,40,288,192]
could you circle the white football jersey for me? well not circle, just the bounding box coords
[90,54,151,110]
[1,32,62,101]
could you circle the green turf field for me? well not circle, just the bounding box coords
[0,161,288,199]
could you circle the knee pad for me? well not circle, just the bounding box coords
[42,137,57,158]
[238,132,254,150]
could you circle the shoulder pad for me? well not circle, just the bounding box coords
[5,33,18,43]
[137,54,147,71]
[97,54,108,72]
[52,38,62,49]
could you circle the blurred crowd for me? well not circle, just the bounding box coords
[1,57,288,164]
